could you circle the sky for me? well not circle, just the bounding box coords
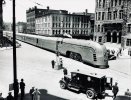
[3,0,95,22]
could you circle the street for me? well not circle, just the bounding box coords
[0,41,131,100]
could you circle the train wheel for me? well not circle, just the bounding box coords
[70,52,74,59]
[77,54,82,61]
[60,82,66,89]
[86,89,95,99]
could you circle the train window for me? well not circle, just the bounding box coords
[99,36,102,42]
[37,39,38,43]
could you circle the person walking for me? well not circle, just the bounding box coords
[112,82,119,100]
[6,92,14,100]
[32,88,41,100]
[51,60,55,69]
[20,79,25,100]
[29,87,35,100]
[125,89,131,96]
[63,67,68,75]
[0,93,4,100]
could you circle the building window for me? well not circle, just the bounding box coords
[119,0,121,5]
[128,24,131,32]
[113,11,117,19]
[99,0,101,8]
[102,12,105,20]
[119,10,123,19]
[115,0,117,6]
[111,0,113,7]
[96,12,98,20]
[98,12,101,20]
[103,0,105,7]
[96,0,99,8]
[98,25,100,32]
[126,39,131,46]
[108,12,112,20]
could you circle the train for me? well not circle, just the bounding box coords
[4,31,109,69]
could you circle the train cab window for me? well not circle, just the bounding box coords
[98,36,102,42]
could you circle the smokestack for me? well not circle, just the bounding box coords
[85,9,88,15]
[47,6,49,10]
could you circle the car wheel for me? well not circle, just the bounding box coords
[60,82,66,89]
[86,89,95,99]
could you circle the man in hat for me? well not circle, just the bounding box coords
[29,87,35,100]
[112,82,119,99]
[20,78,25,100]
[6,92,14,100]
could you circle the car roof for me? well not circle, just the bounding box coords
[71,71,105,78]
[115,95,131,100]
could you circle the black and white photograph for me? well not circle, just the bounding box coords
[0,0,131,100]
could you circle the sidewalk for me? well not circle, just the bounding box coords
[104,42,131,59]
[0,47,13,51]
[16,89,67,100]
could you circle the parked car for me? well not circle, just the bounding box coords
[59,71,113,99]
[114,95,131,100]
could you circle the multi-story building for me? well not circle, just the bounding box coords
[94,0,131,47]
[35,10,94,39]
[26,6,68,34]
[16,22,27,33]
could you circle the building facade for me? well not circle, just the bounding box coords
[16,22,27,33]
[94,0,131,47]
[26,6,68,34]
[35,11,94,39]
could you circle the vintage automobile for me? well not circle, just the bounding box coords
[59,71,113,99]
[114,95,131,100]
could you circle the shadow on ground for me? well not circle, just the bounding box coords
[18,89,68,100]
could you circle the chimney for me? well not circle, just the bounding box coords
[47,6,49,10]
[85,9,88,15]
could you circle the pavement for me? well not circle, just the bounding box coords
[0,41,131,100]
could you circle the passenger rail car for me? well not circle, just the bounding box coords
[16,33,109,69]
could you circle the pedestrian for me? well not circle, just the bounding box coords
[125,89,131,96]
[51,60,55,69]
[6,92,14,100]
[0,93,4,100]
[13,79,19,99]
[112,82,119,100]
[63,67,68,75]
[29,87,35,100]
[119,48,122,55]
[32,88,41,100]
[20,78,25,100]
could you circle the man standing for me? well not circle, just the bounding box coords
[51,60,55,69]
[29,87,35,100]
[112,82,119,99]
[6,92,14,100]
[20,79,25,100]
[0,93,4,100]
[63,68,68,75]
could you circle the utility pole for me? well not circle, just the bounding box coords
[0,0,4,46]
[12,0,17,100]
